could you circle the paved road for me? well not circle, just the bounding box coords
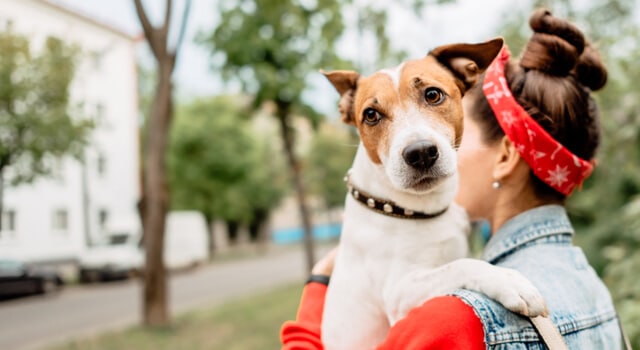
[0,246,319,350]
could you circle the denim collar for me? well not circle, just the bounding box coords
[483,204,574,263]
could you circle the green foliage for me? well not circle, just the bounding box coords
[499,0,640,346]
[199,0,351,127]
[168,96,287,224]
[199,0,456,100]
[304,123,357,209]
[0,30,92,184]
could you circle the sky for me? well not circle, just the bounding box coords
[53,0,528,115]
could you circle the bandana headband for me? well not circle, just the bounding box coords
[482,46,593,196]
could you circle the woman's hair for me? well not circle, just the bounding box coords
[468,8,608,201]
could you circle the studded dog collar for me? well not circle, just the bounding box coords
[344,170,449,220]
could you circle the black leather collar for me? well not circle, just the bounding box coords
[345,170,449,220]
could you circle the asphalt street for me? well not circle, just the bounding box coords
[0,246,318,350]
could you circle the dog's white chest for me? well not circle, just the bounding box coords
[321,196,469,350]
[340,198,469,282]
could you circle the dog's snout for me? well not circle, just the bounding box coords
[402,141,439,171]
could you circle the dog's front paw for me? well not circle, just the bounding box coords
[384,259,548,325]
[469,264,548,317]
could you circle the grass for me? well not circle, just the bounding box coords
[48,282,303,350]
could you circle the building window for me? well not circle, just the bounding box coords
[1,18,13,31]
[52,209,68,232]
[97,153,107,176]
[90,51,103,71]
[51,157,65,182]
[95,103,105,121]
[98,209,108,230]
[1,210,16,234]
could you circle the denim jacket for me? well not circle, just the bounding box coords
[452,205,622,349]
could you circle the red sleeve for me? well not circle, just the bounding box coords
[281,286,484,350]
[377,296,485,350]
[280,282,327,350]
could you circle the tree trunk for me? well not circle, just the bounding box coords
[276,101,315,273]
[205,214,215,255]
[142,63,173,327]
[250,208,269,254]
[133,0,190,329]
[248,208,267,242]
[227,220,240,245]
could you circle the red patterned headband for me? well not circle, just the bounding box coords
[482,46,593,196]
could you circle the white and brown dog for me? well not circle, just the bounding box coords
[321,38,547,349]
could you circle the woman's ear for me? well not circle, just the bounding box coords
[492,136,523,181]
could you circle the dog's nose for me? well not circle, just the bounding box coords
[402,141,439,170]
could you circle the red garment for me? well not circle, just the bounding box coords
[280,282,485,350]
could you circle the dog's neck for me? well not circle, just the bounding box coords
[349,144,457,215]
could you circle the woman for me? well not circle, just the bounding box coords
[281,9,624,349]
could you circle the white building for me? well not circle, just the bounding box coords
[0,0,140,266]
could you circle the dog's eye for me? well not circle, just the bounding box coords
[363,108,382,125]
[424,87,445,105]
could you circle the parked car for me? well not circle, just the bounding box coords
[0,259,63,299]
[78,211,209,283]
[78,229,144,283]
[164,211,209,270]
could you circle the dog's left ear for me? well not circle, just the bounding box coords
[321,69,360,125]
[429,37,504,94]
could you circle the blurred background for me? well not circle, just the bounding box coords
[0,0,638,349]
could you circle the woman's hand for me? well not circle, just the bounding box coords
[311,246,339,276]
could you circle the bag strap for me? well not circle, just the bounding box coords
[530,316,569,350]
[531,314,633,350]
[617,314,633,350]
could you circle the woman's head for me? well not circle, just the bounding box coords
[456,9,607,223]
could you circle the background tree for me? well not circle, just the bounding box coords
[168,96,287,250]
[200,0,349,272]
[240,137,289,245]
[305,123,357,210]
[0,30,92,228]
[132,0,191,327]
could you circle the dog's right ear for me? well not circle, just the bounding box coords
[429,37,504,94]
[321,69,360,125]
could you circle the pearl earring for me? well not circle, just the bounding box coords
[492,180,501,189]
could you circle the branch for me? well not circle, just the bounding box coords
[163,0,173,37]
[173,0,192,60]
[133,0,161,58]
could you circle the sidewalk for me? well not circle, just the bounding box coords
[0,245,322,350]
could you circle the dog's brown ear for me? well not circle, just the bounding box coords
[429,37,504,94]
[321,69,360,125]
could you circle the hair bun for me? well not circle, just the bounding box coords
[529,9,585,53]
[520,9,586,77]
[575,44,607,91]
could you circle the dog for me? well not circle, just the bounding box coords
[320,38,548,349]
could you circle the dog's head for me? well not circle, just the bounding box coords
[322,38,503,194]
